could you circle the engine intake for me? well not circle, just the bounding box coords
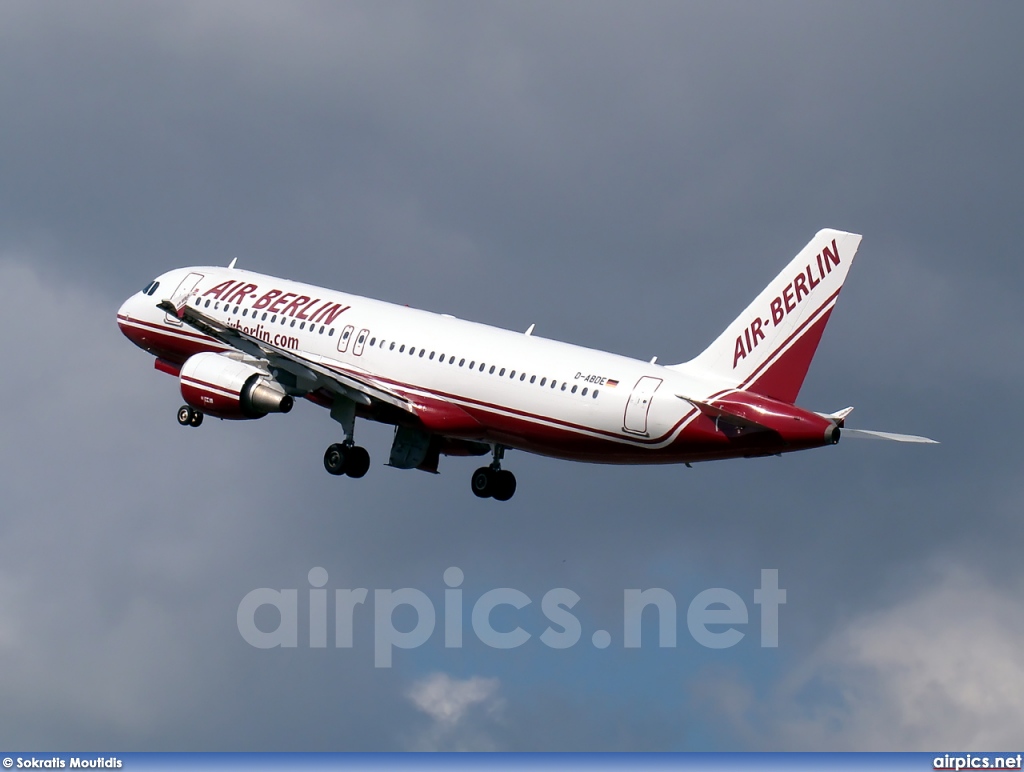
[180,352,293,420]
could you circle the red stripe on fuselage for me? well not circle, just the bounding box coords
[318,359,711,448]
[118,315,229,362]
[123,311,824,463]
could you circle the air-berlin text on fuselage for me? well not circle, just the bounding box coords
[732,239,841,369]
[202,279,351,326]
[227,321,301,351]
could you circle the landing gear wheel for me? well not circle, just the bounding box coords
[324,443,371,477]
[177,406,192,426]
[344,446,371,478]
[491,470,517,501]
[177,405,203,427]
[471,467,494,498]
[324,443,347,476]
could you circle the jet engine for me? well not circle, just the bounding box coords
[179,352,293,420]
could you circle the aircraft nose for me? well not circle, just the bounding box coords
[117,294,142,343]
[117,296,133,325]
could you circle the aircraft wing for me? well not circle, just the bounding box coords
[156,299,412,413]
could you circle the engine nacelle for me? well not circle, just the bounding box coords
[180,352,293,420]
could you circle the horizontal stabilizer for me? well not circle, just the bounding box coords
[829,406,855,423]
[842,428,938,444]
[676,395,768,430]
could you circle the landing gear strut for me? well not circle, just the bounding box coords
[323,397,371,479]
[471,445,516,501]
[177,405,204,427]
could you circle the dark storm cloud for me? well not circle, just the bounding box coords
[1,0,1023,751]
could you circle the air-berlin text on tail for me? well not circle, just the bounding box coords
[732,239,842,368]
[201,279,351,326]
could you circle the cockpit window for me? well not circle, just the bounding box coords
[142,280,160,296]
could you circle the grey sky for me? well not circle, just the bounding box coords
[1,0,1022,751]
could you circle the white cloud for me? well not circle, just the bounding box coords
[698,565,1024,750]
[406,672,504,751]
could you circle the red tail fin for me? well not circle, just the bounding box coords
[672,229,862,403]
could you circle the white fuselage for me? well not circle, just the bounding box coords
[118,266,748,464]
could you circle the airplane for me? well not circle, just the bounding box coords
[117,228,936,501]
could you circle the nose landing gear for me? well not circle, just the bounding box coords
[177,405,204,427]
[471,445,517,501]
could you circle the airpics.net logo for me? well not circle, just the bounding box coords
[236,568,787,667]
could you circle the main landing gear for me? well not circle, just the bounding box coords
[177,405,204,427]
[322,397,371,478]
[323,442,371,479]
[471,445,517,501]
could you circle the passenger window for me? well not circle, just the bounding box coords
[592,390,599,399]
[571,385,578,393]
[561,383,567,391]
[530,375,536,384]
[419,350,425,358]
[390,342,396,351]
[540,377,546,386]
[370,337,376,346]
[510,370,516,378]
[469,361,475,369]
[329,328,335,337]
[489,366,495,374]
[449,356,456,364]
[499,368,506,377]
[400,345,406,353]
[459,358,465,367]
[582,387,588,396]
[430,352,436,360]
